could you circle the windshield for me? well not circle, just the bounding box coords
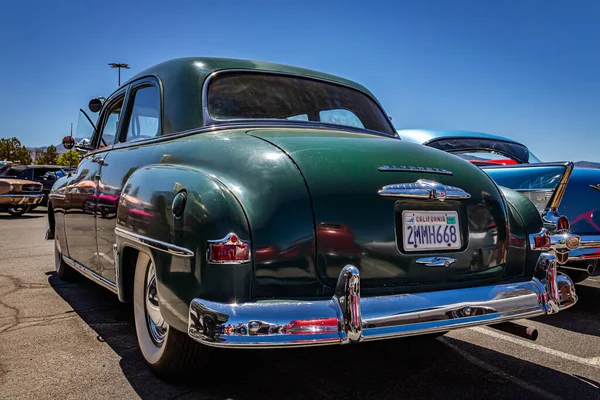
[0,168,27,178]
[427,138,538,164]
[206,72,395,136]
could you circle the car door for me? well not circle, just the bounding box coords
[63,92,125,274]
[95,79,162,282]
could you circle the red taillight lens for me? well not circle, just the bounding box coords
[533,234,551,249]
[207,233,250,263]
[557,216,570,231]
[209,244,249,262]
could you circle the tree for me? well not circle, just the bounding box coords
[35,145,59,165]
[0,137,32,164]
[14,146,32,165]
[44,145,58,165]
[57,150,80,167]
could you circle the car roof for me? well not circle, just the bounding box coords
[126,57,374,98]
[397,129,522,146]
[118,57,382,135]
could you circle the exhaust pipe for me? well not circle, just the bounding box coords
[489,322,538,341]
[586,263,596,275]
[559,263,594,276]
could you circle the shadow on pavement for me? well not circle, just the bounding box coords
[531,281,600,337]
[48,272,600,400]
[0,206,46,219]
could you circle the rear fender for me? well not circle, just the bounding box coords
[115,164,251,332]
[500,186,544,277]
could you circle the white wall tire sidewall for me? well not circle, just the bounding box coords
[133,252,168,366]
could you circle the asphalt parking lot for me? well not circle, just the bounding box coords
[1,209,599,399]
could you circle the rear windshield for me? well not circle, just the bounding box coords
[206,72,395,136]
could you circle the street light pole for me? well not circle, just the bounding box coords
[108,63,130,86]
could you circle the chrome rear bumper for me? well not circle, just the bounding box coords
[567,235,600,261]
[188,253,576,348]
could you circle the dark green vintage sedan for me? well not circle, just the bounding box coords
[47,57,580,378]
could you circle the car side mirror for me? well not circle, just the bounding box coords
[88,97,105,113]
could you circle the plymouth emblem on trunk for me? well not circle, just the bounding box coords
[590,184,600,192]
[378,165,453,175]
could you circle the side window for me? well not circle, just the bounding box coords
[18,169,33,180]
[98,97,124,148]
[33,169,51,180]
[319,109,364,129]
[123,85,160,143]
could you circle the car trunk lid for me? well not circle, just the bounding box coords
[247,128,511,290]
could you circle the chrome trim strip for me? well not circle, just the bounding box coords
[62,255,118,294]
[548,161,574,210]
[188,257,576,349]
[379,165,453,175]
[378,179,471,201]
[113,244,125,302]
[114,227,194,258]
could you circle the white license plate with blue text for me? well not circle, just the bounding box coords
[402,210,461,251]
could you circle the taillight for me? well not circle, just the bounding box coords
[557,216,569,232]
[533,234,551,249]
[207,233,250,263]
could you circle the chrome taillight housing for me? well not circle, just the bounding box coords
[207,233,251,264]
[530,222,581,264]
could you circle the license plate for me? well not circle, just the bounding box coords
[402,210,461,252]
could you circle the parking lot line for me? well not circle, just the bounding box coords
[470,326,600,368]
[440,337,562,400]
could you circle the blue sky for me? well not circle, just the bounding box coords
[1,0,598,161]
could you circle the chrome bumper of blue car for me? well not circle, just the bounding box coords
[567,235,600,261]
[188,253,576,348]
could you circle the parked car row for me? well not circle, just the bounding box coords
[45,57,593,380]
[0,177,44,216]
[0,163,74,215]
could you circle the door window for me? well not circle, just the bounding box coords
[122,85,160,143]
[97,97,124,148]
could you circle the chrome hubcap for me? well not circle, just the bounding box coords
[145,262,167,345]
